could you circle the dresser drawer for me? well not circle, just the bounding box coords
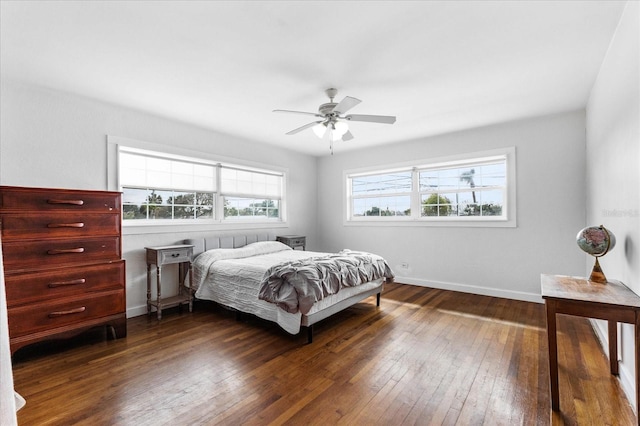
[5,260,125,307]
[2,237,121,271]
[0,187,120,212]
[1,212,120,240]
[8,290,125,337]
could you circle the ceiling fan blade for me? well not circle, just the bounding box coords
[333,96,361,114]
[342,130,354,141]
[286,121,323,135]
[273,109,323,118]
[345,114,396,124]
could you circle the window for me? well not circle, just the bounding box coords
[117,146,284,224]
[351,171,412,217]
[221,166,282,220]
[120,150,216,221]
[345,148,515,227]
[419,160,506,218]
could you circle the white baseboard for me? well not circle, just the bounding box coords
[127,303,196,318]
[590,319,636,413]
[393,276,544,304]
[127,305,148,318]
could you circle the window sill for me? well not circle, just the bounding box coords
[123,221,288,236]
[343,218,516,228]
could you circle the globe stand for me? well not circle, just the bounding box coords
[589,257,607,284]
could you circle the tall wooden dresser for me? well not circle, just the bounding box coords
[0,186,126,354]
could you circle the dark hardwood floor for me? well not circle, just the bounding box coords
[12,283,636,425]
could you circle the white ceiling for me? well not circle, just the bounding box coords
[0,1,628,156]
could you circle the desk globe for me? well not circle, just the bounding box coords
[576,225,616,283]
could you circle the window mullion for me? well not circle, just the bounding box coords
[411,168,420,219]
[215,164,223,221]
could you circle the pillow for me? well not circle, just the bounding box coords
[192,240,291,290]
[243,240,292,256]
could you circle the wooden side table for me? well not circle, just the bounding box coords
[541,274,640,424]
[145,244,194,320]
[276,235,306,250]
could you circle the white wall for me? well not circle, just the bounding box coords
[317,110,587,302]
[0,79,318,316]
[586,1,640,410]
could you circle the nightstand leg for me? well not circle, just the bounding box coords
[146,264,152,315]
[156,265,162,320]
[188,261,193,312]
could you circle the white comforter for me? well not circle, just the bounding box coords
[194,241,305,291]
[192,241,386,334]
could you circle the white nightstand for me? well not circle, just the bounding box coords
[145,244,194,320]
[276,235,306,250]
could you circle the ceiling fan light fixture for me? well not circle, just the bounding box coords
[329,129,342,142]
[333,121,348,138]
[312,122,327,138]
[328,122,346,142]
[312,120,348,142]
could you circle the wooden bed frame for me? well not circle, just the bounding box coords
[183,232,385,343]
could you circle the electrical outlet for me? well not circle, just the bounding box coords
[401,262,409,269]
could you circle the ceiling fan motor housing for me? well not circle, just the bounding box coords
[319,87,340,116]
[319,102,339,116]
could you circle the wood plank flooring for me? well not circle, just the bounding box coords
[12,283,636,425]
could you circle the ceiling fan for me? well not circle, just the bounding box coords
[273,88,396,154]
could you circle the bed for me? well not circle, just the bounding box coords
[184,233,394,343]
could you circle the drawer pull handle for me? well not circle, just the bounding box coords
[171,253,180,257]
[48,278,86,288]
[48,307,86,317]
[47,199,84,206]
[48,222,85,228]
[47,248,85,255]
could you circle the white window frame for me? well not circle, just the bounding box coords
[344,147,517,228]
[119,147,218,222]
[107,136,288,234]
[219,164,284,222]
